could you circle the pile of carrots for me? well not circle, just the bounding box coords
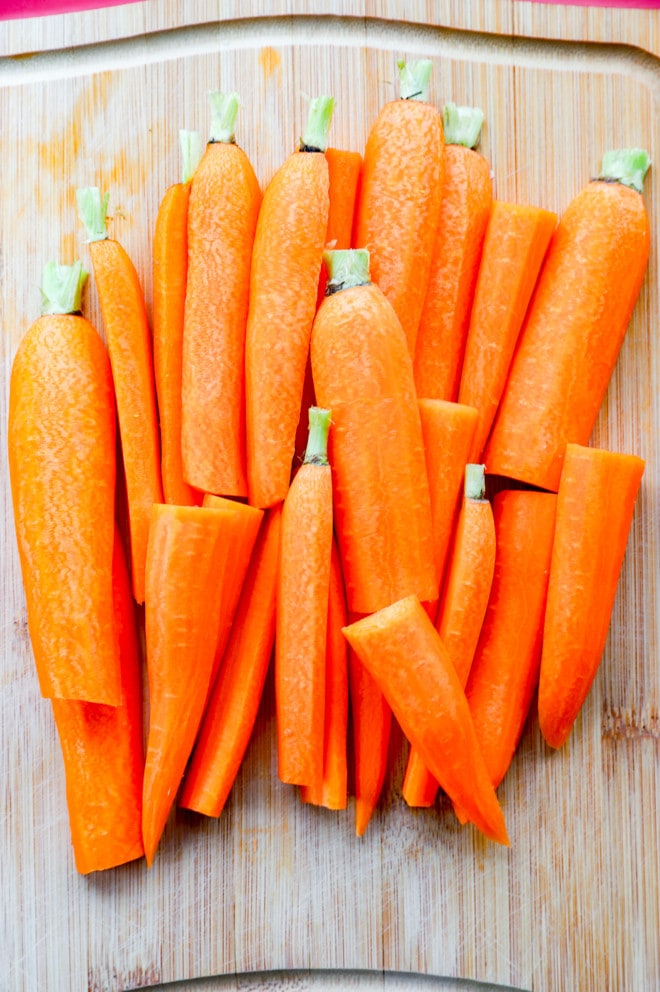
[8,60,650,872]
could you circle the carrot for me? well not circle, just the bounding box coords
[51,526,144,873]
[276,407,334,787]
[403,463,496,807]
[352,59,444,358]
[413,102,493,401]
[484,149,651,492]
[538,443,645,749]
[343,596,509,846]
[179,504,282,817]
[153,129,203,506]
[311,249,438,614]
[457,201,557,460]
[8,261,120,705]
[141,503,233,865]
[245,96,333,508]
[76,186,163,604]
[181,92,262,498]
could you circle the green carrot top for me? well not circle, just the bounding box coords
[180,128,203,183]
[40,259,88,316]
[208,91,240,144]
[443,102,484,149]
[323,248,370,295]
[300,96,335,152]
[303,407,332,466]
[397,59,433,102]
[598,148,651,194]
[465,463,487,501]
[76,186,110,243]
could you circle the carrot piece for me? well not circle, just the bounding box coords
[343,597,509,846]
[301,536,349,810]
[8,261,120,705]
[311,249,437,614]
[179,504,282,816]
[484,149,651,492]
[413,103,493,401]
[181,93,262,498]
[141,504,233,865]
[76,187,164,604]
[51,527,144,873]
[153,129,204,506]
[353,59,444,358]
[538,443,645,749]
[276,407,334,787]
[457,201,557,460]
[245,96,333,508]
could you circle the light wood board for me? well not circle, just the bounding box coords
[1,3,658,991]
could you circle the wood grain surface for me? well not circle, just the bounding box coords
[1,3,658,991]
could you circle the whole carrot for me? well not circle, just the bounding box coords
[8,261,120,705]
[538,443,645,749]
[245,96,333,508]
[181,92,262,498]
[484,149,651,492]
[76,186,164,603]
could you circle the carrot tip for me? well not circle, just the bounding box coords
[355,797,376,837]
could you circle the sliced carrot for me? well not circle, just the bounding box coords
[538,443,645,749]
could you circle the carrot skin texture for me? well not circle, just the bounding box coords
[538,444,645,749]
[9,314,120,705]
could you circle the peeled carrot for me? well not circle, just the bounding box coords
[538,443,645,749]
[413,102,493,401]
[181,93,262,498]
[76,186,163,604]
[343,596,509,846]
[8,261,120,705]
[458,201,557,460]
[245,96,333,508]
[179,505,282,817]
[276,407,334,787]
[311,249,437,614]
[353,59,444,358]
[153,129,203,506]
[484,149,651,492]
[51,527,144,873]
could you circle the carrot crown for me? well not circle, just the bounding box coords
[303,407,332,466]
[208,91,240,144]
[300,95,335,152]
[465,463,487,501]
[323,248,370,295]
[40,259,88,316]
[443,102,484,149]
[397,59,433,102]
[76,186,109,243]
[598,148,651,194]
[180,128,203,183]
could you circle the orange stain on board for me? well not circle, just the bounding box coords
[259,46,282,81]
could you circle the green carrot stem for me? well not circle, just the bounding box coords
[301,96,335,152]
[304,407,331,466]
[40,260,88,316]
[397,59,433,102]
[465,463,487,501]
[208,91,240,144]
[598,148,651,194]
[180,129,203,183]
[76,186,110,243]
[323,248,370,295]
[443,102,484,149]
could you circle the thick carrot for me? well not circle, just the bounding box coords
[179,504,282,816]
[458,201,557,460]
[343,596,509,846]
[181,93,262,498]
[141,504,232,865]
[311,249,437,614]
[353,59,444,358]
[484,149,651,492]
[538,443,645,749]
[51,526,144,873]
[153,129,203,506]
[8,261,120,705]
[245,96,333,508]
[276,407,334,787]
[413,103,493,401]
[76,186,163,604]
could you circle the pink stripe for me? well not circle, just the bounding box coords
[0,0,134,18]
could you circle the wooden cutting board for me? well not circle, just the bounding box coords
[2,3,658,990]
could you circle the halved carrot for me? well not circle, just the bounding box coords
[413,102,493,401]
[8,261,120,705]
[181,92,262,498]
[484,149,651,492]
[76,186,163,603]
[538,443,645,749]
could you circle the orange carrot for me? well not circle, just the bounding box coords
[353,59,444,358]
[179,504,282,816]
[311,249,437,614]
[181,93,262,498]
[276,407,334,787]
[76,186,163,604]
[484,149,651,492]
[153,129,203,506]
[8,261,120,705]
[343,596,509,846]
[458,201,557,460]
[245,96,333,508]
[51,527,144,873]
[413,102,493,401]
[538,443,645,749]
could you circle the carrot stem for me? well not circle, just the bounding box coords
[208,90,240,143]
[301,95,335,151]
[324,247,370,294]
[598,147,650,192]
[180,128,203,183]
[397,59,433,101]
[304,405,332,464]
[40,259,87,314]
[76,186,109,243]
[443,102,484,148]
